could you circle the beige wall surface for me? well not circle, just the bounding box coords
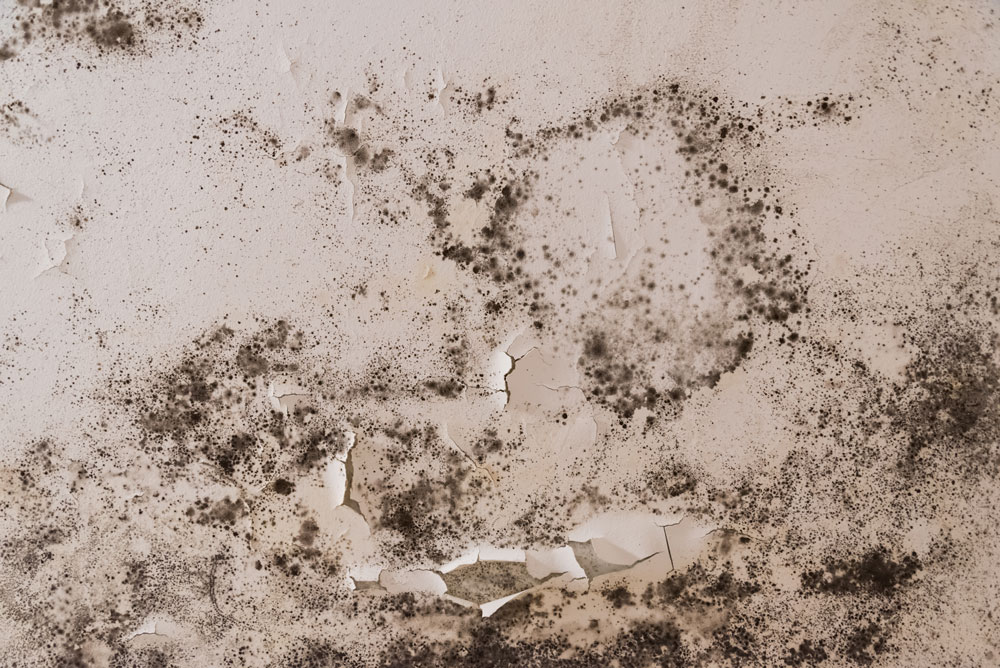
[1,1,998,666]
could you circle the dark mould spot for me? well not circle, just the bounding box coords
[370,148,394,172]
[236,344,269,377]
[843,621,889,666]
[330,126,363,155]
[298,518,320,547]
[801,547,921,597]
[476,86,496,112]
[583,331,609,359]
[464,179,490,202]
[602,584,635,608]
[894,325,1000,476]
[424,377,465,398]
[87,14,134,47]
[783,639,829,667]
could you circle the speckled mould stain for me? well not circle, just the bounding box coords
[0,0,203,60]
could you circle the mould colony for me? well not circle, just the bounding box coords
[0,0,204,60]
[379,80,848,433]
